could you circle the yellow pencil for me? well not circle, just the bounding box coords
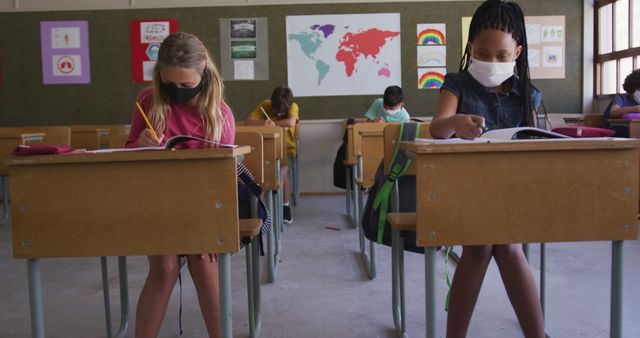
[135,101,160,142]
[260,106,272,121]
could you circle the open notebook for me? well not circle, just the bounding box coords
[87,135,237,153]
[415,127,574,144]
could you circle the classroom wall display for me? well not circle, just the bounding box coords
[526,16,565,79]
[461,15,565,79]
[219,17,269,81]
[40,21,90,84]
[130,19,178,83]
[418,67,446,90]
[416,23,446,89]
[286,13,401,97]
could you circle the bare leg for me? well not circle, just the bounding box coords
[187,254,220,338]
[494,244,544,338]
[135,255,179,338]
[446,245,493,338]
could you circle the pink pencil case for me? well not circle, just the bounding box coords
[11,144,74,156]
[621,113,640,119]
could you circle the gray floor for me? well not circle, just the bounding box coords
[1,195,639,338]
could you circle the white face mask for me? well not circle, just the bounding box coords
[634,90,640,104]
[467,57,516,88]
[384,108,401,115]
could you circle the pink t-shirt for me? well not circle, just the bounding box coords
[126,87,235,148]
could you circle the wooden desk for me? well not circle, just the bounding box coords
[0,131,45,224]
[608,119,640,138]
[235,125,283,283]
[235,131,265,185]
[401,139,639,338]
[7,147,250,338]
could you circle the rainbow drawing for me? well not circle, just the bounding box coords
[417,28,446,45]
[418,68,446,89]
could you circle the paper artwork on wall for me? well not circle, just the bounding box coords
[131,19,178,83]
[40,21,91,84]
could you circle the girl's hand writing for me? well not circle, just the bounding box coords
[265,120,276,127]
[137,128,163,147]
[451,114,486,140]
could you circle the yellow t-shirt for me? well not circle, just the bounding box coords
[248,99,299,157]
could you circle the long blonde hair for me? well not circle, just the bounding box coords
[149,32,226,142]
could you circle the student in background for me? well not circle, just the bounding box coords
[126,31,235,338]
[245,85,299,224]
[600,69,640,137]
[364,85,410,123]
[429,1,545,337]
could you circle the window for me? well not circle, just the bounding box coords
[595,0,640,96]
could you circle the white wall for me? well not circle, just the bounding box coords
[297,119,344,194]
[1,0,472,12]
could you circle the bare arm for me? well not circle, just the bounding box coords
[430,89,485,139]
[273,116,298,128]
[611,104,640,118]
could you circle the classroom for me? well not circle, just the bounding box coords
[1,0,639,337]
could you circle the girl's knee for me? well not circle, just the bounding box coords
[493,244,526,262]
[147,256,180,287]
[186,255,218,280]
[461,245,493,261]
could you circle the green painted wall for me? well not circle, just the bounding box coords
[0,1,583,126]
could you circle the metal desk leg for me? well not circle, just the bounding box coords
[354,158,375,279]
[425,247,436,338]
[266,192,276,283]
[392,228,409,338]
[115,256,129,338]
[27,258,45,338]
[345,166,352,221]
[218,253,233,338]
[100,257,113,338]
[540,243,546,321]
[610,241,623,338]
[252,232,262,334]
[293,155,300,206]
[246,240,256,338]
[1,176,9,224]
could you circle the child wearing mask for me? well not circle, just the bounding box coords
[126,32,235,338]
[600,69,640,137]
[430,1,545,337]
[365,85,411,123]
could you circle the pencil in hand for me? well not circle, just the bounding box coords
[135,101,161,142]
[260,106,272,121]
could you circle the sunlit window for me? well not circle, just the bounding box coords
[596,0,640,96]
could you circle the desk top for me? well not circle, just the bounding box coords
[401,138,640,155]
[5,146,250,166]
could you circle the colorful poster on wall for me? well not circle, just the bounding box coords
[418,67,446,90]
[286,13,401,97]
[40,21,91,84]
[417,23,446,89]
[130,19,178,83]
[417,24,446,45]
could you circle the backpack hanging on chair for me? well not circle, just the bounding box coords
[361,122,423,253]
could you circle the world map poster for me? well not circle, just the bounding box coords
[286,13,401,97]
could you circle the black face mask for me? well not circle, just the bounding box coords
[162,81,203,104]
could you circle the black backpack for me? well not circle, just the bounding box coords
[361,123,423,253]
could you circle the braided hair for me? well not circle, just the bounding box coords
[461,0,535,127]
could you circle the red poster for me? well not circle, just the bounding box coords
[130,19,178,83]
